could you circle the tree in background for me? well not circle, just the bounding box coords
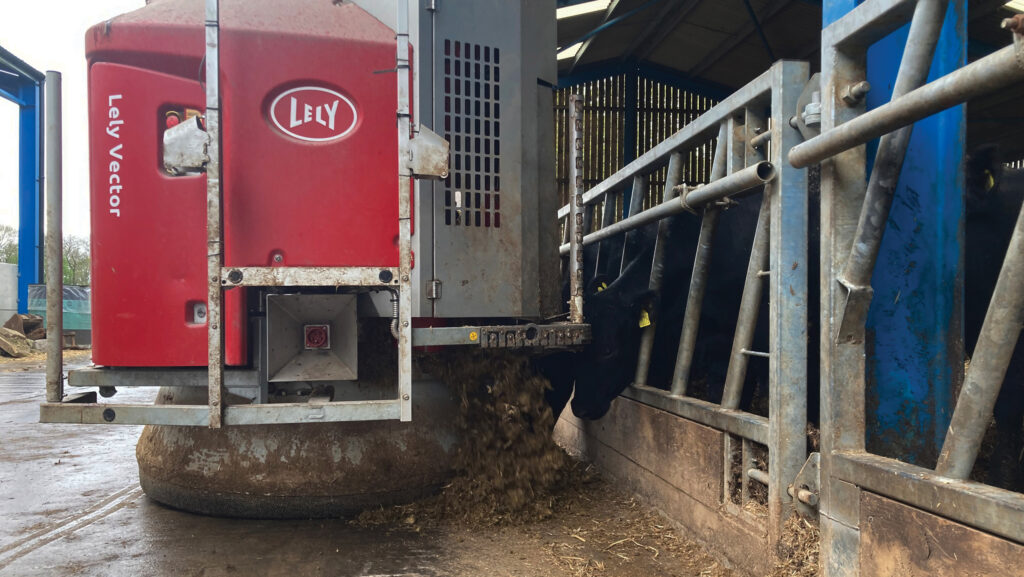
[0,224,16,264]
[0,226,89,285]
[62,236,90,286]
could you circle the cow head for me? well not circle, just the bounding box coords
[570,256,654,420]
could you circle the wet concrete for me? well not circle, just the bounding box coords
[0,357,446,576]
[0,355,736,577]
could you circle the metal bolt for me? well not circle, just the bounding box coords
[402,321,409,327]
[227,269,243,283]
[402,394,410,401]
[401,274,410,282]
[273,254,283,263]
[842,81,871,106]
[1002,14,1024,34]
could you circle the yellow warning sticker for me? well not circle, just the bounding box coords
[639,309,651,328]
[469,331,479,341]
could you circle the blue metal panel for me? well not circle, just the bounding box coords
[17,80,43,314]
[823,0,859,27]
[862,2,966,465]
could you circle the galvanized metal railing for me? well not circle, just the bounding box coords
[558,59,811,549]
[811,1,1024,572]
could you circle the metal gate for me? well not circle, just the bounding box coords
[558,59,812,549]
[791,1,1024,574]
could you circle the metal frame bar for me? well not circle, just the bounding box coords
[44,71,62,404]
[220,267,400,288]
[816,2,1024,575]
[40,399,402,426]
[205,0,225,429]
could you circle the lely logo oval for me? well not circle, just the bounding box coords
[269,86,358,143]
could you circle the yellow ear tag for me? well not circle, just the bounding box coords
[985,170,996,192]
[639,309,651,328]
[597,282,608,293]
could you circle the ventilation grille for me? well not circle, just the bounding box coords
[443,39,501,228]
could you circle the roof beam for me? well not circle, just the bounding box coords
[570,0,624,73]
[618,0,700,62]
[687,0,794,78]
[634,0,704,61]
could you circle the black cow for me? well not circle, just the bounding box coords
[541,188,771,421]
[965,146,1024,490]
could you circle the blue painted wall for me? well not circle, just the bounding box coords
[863,2,965,466]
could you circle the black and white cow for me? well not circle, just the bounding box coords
[965,146,1024,490]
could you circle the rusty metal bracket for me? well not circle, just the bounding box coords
[791,72,822,141]
[787,451,820,517]
[162,115,210,175]
[834,279,874,344]
[407,125,449,179]
[479,323,590,349]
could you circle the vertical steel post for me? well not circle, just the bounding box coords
[44,71,62,404]
[767,60,809,551]
[396,0,414,421]
[819,16,869,577]
[634,152,683,386]
[568,94,585,325]
[594,190,619,279]
[935,202,1024,478]
[619,175,648,274]
[670,122,729,396]
[205,0,224,428]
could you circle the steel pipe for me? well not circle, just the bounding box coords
[568,95,585,324]
[935,202,1024,479]
[635,152,684,387]
[747,468,769,486]
[722,193,771,410]
[620,175,648,274]
[591,190,619,276]
[44,71,62,404]
[789,42,1024,168]
[835,0,947,337]
[671,123,729,395]
[558,161,775,255]
[680,161,775,207]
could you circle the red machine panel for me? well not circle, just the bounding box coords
[88,63,247,366]
[87,1,399,366]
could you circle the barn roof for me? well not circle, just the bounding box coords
[555,0,1024,159]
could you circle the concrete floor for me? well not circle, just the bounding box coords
[0,354,733,577]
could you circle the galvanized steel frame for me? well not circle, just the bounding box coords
[814,2,1024,575]
[559,60,810,549]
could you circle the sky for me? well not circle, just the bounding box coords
[1,0,145,238]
